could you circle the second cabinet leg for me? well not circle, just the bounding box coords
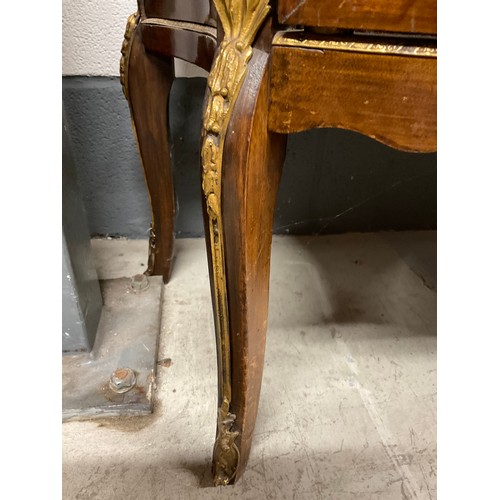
[121,11,175,283]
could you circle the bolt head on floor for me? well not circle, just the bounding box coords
[130,274,149,292]
[109,367,136,393]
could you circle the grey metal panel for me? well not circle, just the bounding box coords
[62,111,103,353]
[62,238,89,352]
[62,276,164,420]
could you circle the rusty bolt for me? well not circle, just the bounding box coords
[130,273,149,292]
[109,367,137,393]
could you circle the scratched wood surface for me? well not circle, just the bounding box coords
[277,0,437,35]
[269,45,437,153]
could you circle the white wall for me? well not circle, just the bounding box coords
[62,0,207,77]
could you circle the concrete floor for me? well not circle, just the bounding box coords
[63,232,436,500]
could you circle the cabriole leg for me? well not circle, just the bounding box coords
[200,2,286,483]
[121,10,175,282]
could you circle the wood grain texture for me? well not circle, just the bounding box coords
[269,45,436,152]
[126,22,175,282]
[203,47,287,482]
[144,0,217,27]
[141,20,217,72]
[277,0,437,35]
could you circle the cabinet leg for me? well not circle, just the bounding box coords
[121,11,175,283]
[202,36,287,483]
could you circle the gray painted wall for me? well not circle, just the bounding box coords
[63,77,436,238]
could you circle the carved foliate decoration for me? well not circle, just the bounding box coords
[201,0,270,486]
[120,11,140,101]
[213,398,241,485]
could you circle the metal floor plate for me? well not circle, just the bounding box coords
[62,276,163,421]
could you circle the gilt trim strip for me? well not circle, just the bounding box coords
[273,31,437,58]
